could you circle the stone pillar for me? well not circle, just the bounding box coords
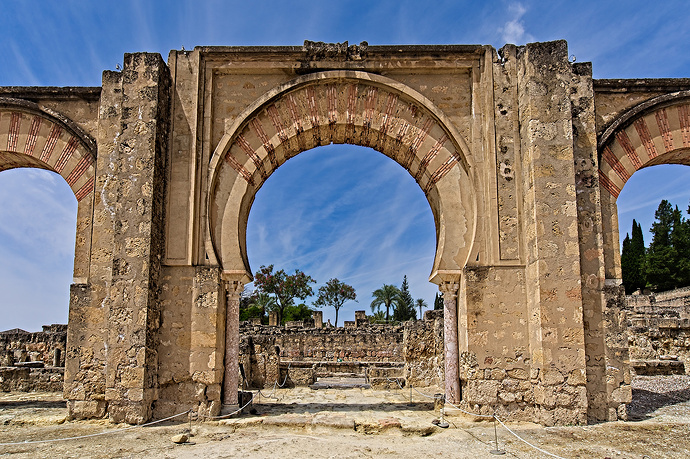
[221,272,247,410]
[440,281,460,404]
[268,312,278,327]
[313,311,323,329]
[517,40,588,425]
[99,53,171,424]
[355,310,367,327]
[189,266,226,418]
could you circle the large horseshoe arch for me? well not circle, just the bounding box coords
[206,70,478,406]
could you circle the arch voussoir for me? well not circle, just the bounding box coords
[598,93,690,199]
[207,70,476,282]
[215,74,470,196]
[0,100,97,201]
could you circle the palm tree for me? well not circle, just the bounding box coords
[370,284,402,322]
[415,298,428,320]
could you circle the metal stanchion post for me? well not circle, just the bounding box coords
[490,416,505,455]
[432,394,449,428]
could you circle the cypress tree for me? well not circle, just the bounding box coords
[671,203,690,288]
[394,275,416,321]
[621,232,634,294]
[647,200,678,291]
[433,292,444,310]
[630,220,647,292]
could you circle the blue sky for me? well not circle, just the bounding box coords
[0,0,689,330]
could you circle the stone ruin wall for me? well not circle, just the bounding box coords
[0,325,66,392]
[239,310,444,390]
[627,286,690,375]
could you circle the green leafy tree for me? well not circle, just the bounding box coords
[621,219,646,294]
[254,264,316,325]
[313,278,356,327]
[370,284,401,322]
[415,298,428,320]
[394,276,416,322]
[240,290,274,322]
[671,203,690,288]
[283,303,314,322]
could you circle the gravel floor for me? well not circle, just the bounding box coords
[0,376,689,458]
[628,374,690,420]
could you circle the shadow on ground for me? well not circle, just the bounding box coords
[628,387,690,420]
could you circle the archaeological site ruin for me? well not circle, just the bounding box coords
[1,40,689,426]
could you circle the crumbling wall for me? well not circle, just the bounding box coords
[0,367,64,392]
[627,287,690,374]
[239,311,444,389]
[0,325,66,367]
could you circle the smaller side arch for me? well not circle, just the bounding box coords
[597,92,690,280]
[0,98,97,201]
[597,91,690,198]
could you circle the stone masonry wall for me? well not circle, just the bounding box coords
[0,325,66,366]
[627,287,690,374]
[239,311,444,389]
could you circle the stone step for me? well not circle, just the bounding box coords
[366,366,404,378]
[309,376,371,390]
[368,376,405,389]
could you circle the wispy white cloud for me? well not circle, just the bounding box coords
[499,2,534,45]
[246,145,438,323]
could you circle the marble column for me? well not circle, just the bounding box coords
[440,281,460,404]
[222,279,243,406]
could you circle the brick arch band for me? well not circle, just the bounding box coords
[0,98,96,201]
[598,91,690,199]
[207,70,477,281]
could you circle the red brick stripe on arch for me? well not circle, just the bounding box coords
[633,118,658,160]
[74,176,95,202]
[39,124,63,163]
[23,115,42,157]
[1,108,96,202]
[655,108,674,152]
[598,171,621,199]
[601,146,630,182]
[7,112,21,152]
[680,104,690,147]
[217,78,468,197]
[614,130,642,170]
[599,97,690,201]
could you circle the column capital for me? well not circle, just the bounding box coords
[439,281,460,297]
[221,270,251,298]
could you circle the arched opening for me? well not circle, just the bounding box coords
[0,104,96,375]
[617,163,690,252]
[245,143,438,325]
[597,94,690,281]
[207,70,477,407]
[0,167,75,370]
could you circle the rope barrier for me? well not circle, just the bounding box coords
[493,416,567,459]
[204,391,256,420]
[385,376,565,457]
[0,365,567,458]
[0,409,192,447]
[277,362,292,388]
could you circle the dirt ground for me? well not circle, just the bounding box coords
[0,376,688,458]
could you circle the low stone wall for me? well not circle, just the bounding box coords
[239,310,444,389]
[0,367,64,392]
